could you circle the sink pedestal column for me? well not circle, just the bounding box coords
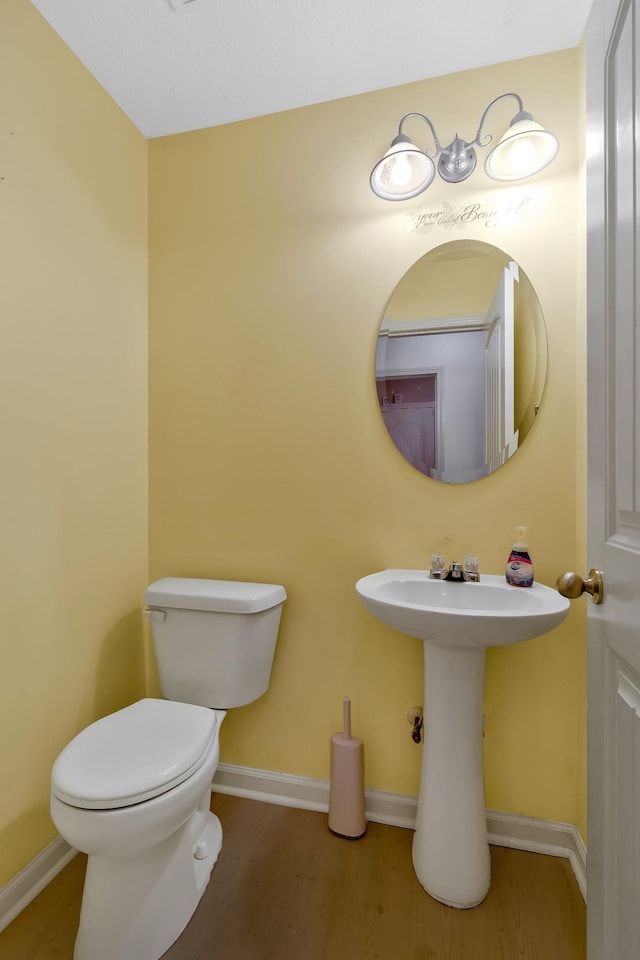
[413,643,491,908]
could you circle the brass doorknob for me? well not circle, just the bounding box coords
[556,569,604,605]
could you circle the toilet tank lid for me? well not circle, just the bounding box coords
[144,577,287,614]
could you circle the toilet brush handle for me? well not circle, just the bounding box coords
[343,697,351,739]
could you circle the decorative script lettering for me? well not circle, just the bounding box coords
[406,196,532,233]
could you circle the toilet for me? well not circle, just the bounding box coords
[50,577,286,960]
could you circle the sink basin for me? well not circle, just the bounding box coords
[355,568,570,910]
[355,569,569,649]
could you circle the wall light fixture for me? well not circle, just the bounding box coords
[370,93,558,201]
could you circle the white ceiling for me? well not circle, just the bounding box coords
[29,0,593,140]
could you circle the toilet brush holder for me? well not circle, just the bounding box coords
[328,697,366,839]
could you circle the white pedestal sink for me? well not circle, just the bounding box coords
[355,569,570,909]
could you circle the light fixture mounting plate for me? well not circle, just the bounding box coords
[437,147,477,183]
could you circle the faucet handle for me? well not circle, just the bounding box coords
[463,556,480,581]
[429,553,446,579]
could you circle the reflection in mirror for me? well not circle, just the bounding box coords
[376,240,547,484]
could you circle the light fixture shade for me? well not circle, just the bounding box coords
[485,119,559,182]
[370,142,436,200]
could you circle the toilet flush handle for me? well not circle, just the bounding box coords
[142,608,167,622]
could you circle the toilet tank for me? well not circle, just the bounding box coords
[144,578,286,709]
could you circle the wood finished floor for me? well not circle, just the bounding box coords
[0,793,586,960]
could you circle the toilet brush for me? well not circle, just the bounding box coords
[328,697,366,838]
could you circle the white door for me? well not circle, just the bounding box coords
[381,403,436,475]
[587,0,640,954]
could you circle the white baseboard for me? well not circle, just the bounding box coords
[486,810,587,902]
[213,762,587,901]
[0,836,77,934]
[0,765,586,932]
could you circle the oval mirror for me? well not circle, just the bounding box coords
[375,240,547,483]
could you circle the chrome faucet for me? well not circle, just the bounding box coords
[429,555,480,582]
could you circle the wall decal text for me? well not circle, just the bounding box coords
[406,195,532,233]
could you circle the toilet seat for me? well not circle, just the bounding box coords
[51,698,219,810]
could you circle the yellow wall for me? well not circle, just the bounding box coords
[0,4,587,890]
[149,49,587,837]
[0,0,149,885]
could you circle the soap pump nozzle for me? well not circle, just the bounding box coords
[514,525,528,548]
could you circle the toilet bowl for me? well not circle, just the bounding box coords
[51,699,225,960]
[50,577,286,960]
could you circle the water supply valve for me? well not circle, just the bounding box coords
[407,707,424,744]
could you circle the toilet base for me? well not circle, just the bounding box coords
[73,804,222,960]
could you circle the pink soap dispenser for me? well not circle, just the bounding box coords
[506,525,534,587]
